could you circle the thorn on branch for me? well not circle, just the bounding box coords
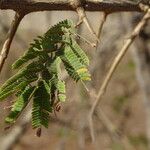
[95,12,108,49]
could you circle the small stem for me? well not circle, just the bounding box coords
[95,12,108,49]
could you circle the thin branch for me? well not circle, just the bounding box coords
[95,12,108,49]
[0,12,24,74]
[89,6,150,142]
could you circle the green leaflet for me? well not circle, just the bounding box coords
[47,57,61,76]
[12,49,49,69]
[0,80,33,101]
[61,60,80,81]
[43,80,51,94]
[0,61,44,103]
[45,20,74,37]
[12,20,74,70]
[56,80,66,102]
[70,39,89,66]
[32,81,52,129]
[0,72,26,91]
[49,76,66,102]
[60,45,91,82]
[0,19,91,130]
[49,76,59,101]
[5,86,35,123]
[42,20,74,50]
[12,38,43,69]
[0,61,43,91]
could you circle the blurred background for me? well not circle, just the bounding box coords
[0,10,150,150]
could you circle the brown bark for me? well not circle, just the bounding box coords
[0,0,148,14]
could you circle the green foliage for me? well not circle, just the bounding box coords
[0,19,91,131]
[70,39,89,66]
[5,86,35,123]
[60,45,90,81]
[32,81,52,128]
[56,80,66,102]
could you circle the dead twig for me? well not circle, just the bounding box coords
[89,6,150,142]
[0,12,24,74]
